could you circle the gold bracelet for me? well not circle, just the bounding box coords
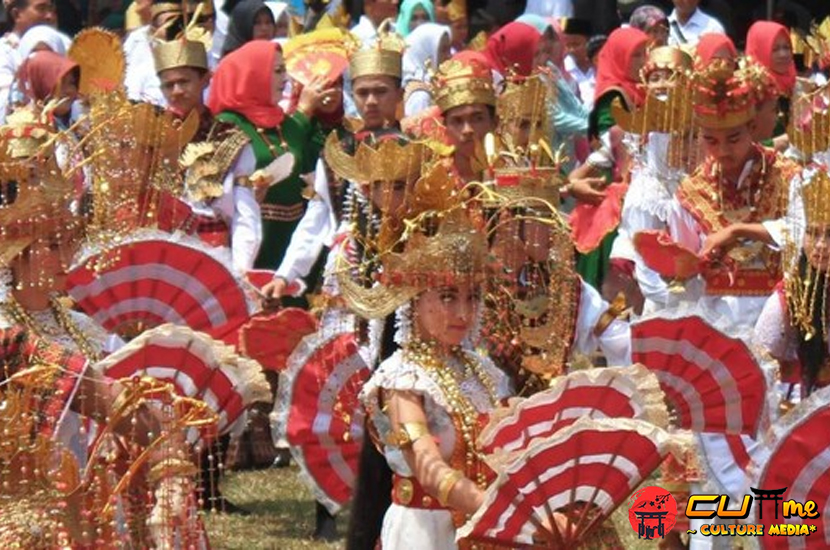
[389,421,431,449]
[437,469,463,507]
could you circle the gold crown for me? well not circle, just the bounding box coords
[349,29,404,80]
[789,83,830,157]
[806,17,830,69]
[153,38,208,74]
[642,46,693,80]
[323,132,432,183]
[497,74,551,128]
[612,73,694,135]
[485,166,562,208]
[692,59,755,129]
[802,171,830,226]
[431,57,496,113]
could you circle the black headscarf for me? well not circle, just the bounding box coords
[221,0,275,57]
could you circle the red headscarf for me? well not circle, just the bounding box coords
[19,50,78,102]
[695,34,737,65]
[483,21,542,77]
[207,40,284,128]
[746,21,796,96]
[594,27,648,106]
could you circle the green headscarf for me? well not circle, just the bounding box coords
[395,0,435,38]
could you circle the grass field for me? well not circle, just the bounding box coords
[203,466,660,549]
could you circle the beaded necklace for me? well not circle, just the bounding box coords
[404,339,499,487]
[2,295,100,361]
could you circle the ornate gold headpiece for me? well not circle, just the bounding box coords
[485,166,562,208]
[68,28,125,96]
[431,56,496,113]
[738,57,778,105]
[805,17,830,69]
[692,59,755,129]
[611,75,694,135]
[497,74,551,128]
[323,132,432,183]
[152,38,208,74]
[802,171,830,227]
[789,81,830,157]
[349,28,404,80]
[641,46,693,81]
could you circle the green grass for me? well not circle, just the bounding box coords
[204,467,659,549]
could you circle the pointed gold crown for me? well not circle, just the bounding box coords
[802,170,830,227]
[349,28,404,80]
[323,132,433,183]
[692,59,755,129]
[431,56,496,113]
[153,38,208,74]
[497,74,551,128]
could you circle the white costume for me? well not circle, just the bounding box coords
[0,31,21,122]
[124,25,166,107]
[573,279,632,366]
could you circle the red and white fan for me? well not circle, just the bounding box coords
[631,312,768,435]
[67,231,256,341]
[459,418,675,548]
[756,386,830,549]
[93,323,270,440]
[479,364,668,456]
[272,326,371,514]
[238,309,318,372]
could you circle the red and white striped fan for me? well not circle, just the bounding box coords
[479,365,668,456]
[273,326,371,514]
[697,433,771,502]
[93,324,270,439]
[631,314,767,435]
[459,418,674,547]
[756,387,830,549]
[238,309,318,372]
[67,231,256,340]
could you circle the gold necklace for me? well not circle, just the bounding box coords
[2,295,100,361]
[404,340,499,488]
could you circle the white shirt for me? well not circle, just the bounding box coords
[0,32,21,123]
[523,0,574,17]
[564,55,596,110]
[667,7,725,47]
[123,26,166,107]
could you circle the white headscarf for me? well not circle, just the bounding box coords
[19,25,70,61]
[402,22,450,86]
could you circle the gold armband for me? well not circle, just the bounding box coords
[593,291,628,337]
[389,421,430,449]
[437,469,463,507]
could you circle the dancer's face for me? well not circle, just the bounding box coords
[805,224,830,271]
[414,283,480,347]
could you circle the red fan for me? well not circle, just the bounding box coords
[756,388,830,549]
[698,433,770,501]
[274,327,371,513]
[67,233,255,340]
[93,324,270,438]
[238,309,318,372]
[569,182,627,254]
[459,418,672,547]
[633,230,704,279]
[479,365,668,456]
[631,314,767,435]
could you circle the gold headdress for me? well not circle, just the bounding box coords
[323,132,431,183]
[152,38,209,74]
[788,81,830,157]
[497,74,551,131]
[692,59,756,129]
[805,17,830,69]
[801,171,830,227]
[349,28,405,80]
[431,56,496,113]
[738,57,778,105]
[68,28,125,96]
[641,46,693,82]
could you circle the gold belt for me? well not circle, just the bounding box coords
[260,202,304,222]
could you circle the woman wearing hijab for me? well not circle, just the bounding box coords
[567,27,649,295]
[402,22,451,116]
[222,0,277,57]
[395,0,435,38]
[208,40,331,275]
[746,20,796,138]
[483,20,543,78]
[18,50,79,129]
[695,33,737,67]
